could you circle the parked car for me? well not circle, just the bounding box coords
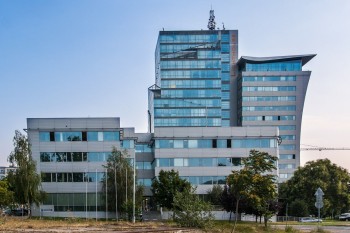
[299,217,322,223]
[11,208,28,216]
[339,213,350,221]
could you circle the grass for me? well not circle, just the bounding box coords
[0,217,339,232]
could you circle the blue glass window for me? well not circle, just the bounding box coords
[280,135,296,140]
[122,140,134,149]
[242,86,296,92]
[161,70,220,79]
[242,76,296,82]
[39,132,50,141]
[221,72,230,81]
[279,164,296,169]
[242,106,296,111]
[280,154,295,160]
[279,125,296,130]
[245,60,301,72]
[55,132,82,141]
[242,96,296,102]
[103,132,120,141]
[280,144,296,150]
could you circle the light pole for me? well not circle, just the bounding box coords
[132,151,136,223]
[115,164,118,221]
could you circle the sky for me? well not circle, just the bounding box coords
[0,0,349,170]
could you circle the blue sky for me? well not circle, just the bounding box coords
[1,0,350,169]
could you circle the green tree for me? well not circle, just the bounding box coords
[151,169,191,210]
[7,130,46,216]
[289,199,309,217]
[207,184,224,206]
[227,150,278,230]
[173,187,214,229]
[0,178,14,207]
[102,147,144,220]
[279,159,350,217]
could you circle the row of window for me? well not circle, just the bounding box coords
[242,115,296,121]
[159,34,220,43]
[280,135,296,140]
[155,138,277,149]
[279,173,293,179]
[161,60,221,69]
[43,193,103,210]
[41,172,105,183]
[137,178,152,187]
[39,131,120,142]
[181,176,227,185]
[154,108,221,117]
[161,70,221,79]
[154,118,221,127]
[136,162,152,170]
[156,157,241,167]
[160,45,221,55]
[280,154,296,160]
[154,99,221,108]
[162,89,221,98]
[135,144,152,153]
[279,164,296,169]
[161,80,221,89]
[242,86,296,92]
[244,60,302,72]
[242,96,296,102]
[42,172,152,187]
[242,105,296,111]
[40,152,134,163]
[279,125,296,130]
[279,144,296,150]
[242,76,296,82]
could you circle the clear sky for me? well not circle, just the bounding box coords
[1,0,349,170]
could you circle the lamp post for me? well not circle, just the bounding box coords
[132,150,136,223]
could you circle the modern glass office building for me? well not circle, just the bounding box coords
[27,10,316,218]
[148,29,238,131]
[237,55,315,180]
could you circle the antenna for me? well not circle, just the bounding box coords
[222,22,225,30]
[207,9,216,30]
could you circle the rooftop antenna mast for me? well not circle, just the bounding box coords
[207,8,216,30]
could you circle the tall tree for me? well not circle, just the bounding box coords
[227,150,278,230]
[151,169,191,210]
[102,147,143,219]
[279,159,350,217]
[7,130,46,215]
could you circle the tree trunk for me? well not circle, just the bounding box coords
[231,198,240,233]
[264,216,268,228]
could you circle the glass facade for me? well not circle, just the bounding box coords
[155,138,276,149]
[153,30,236,127]
[39,131,120,142]
[244,60,302,72]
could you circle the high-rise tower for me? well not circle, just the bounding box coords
[148,12,238,131]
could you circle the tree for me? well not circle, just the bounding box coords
[279,159,350,217]
[207,184,223,206]
[173,187,214,229]
[7,130,46,216]
[226,150,278,230]
[245,150,278,227]
[151,169,191,210]
[102,147,144,220]
[288,199,309,217]
[0,178,14,208]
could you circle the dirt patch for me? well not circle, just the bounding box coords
[0,217,200,232]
